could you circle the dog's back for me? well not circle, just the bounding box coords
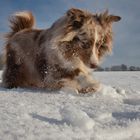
[3,12,45,88]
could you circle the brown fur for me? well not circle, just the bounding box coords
[5,11,35,39]
[2,8,121,93]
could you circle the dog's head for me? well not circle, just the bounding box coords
[50,8,121,69]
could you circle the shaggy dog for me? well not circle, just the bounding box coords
[2,8,121,93]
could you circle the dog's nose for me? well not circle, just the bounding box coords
[90,63,98,69]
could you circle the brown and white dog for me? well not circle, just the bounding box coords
[2,8,121,93]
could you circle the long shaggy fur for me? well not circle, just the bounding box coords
[6,11,35,38]
[2,8,121,93]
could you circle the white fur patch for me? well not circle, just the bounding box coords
[14,11,31,19]
[90,29,99,65]
[60,31,77,42]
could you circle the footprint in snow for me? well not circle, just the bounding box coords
[123,98,140,106]
[112,111,140,120]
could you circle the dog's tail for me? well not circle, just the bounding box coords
[6,11,35,38]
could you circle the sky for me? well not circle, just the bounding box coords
[0,0,140,67]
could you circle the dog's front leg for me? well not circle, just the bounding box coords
[58,76,100,94]
[59,78,80,93]
[76,74,100,93]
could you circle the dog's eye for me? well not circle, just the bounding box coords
[96,42,101,48]
[81,41,91,49]
[96,40,103,48]
[72,21,83,29]
[101,45,106,48]
[73,36,80,42]
[73,37,91,49]
[100,45,108,50]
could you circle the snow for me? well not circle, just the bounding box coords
[0,71,140,140]
[60,105,95,130]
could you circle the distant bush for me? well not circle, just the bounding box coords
[96,64,140,71]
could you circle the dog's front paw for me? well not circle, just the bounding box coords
[79,83,100,94]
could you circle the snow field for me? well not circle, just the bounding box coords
[0,71,140,140]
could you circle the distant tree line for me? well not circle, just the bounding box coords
[96,64,140,71]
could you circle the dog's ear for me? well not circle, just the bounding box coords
[67,8,86,29]
[103,10,121,23]
[107,15,121,23]
[95,10,121,25]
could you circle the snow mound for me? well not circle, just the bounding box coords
[98,84,126,98]
[60,105,95,130]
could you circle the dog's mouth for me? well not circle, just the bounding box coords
[90,63,98,69]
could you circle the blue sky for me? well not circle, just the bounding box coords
[0,0,140,67]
